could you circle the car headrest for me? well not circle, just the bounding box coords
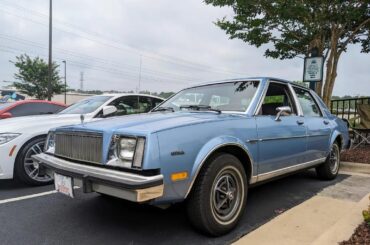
[262,103,283,115]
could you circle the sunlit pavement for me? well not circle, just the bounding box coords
[0,171,351,245]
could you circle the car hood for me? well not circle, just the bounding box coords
[59,112,247,135]
[0,114,85,133]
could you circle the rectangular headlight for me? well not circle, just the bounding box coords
[119,138,136,160]
[114,136,146,169]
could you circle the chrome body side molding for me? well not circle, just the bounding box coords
[256,157,326,182]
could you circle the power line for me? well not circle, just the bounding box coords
[0,33,202,82]
[0,44,194,86]
[0,1,247,76]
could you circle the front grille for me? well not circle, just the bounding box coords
[55,132,103,164]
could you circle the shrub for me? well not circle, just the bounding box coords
[363,196,370,226]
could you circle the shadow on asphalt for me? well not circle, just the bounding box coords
[0,170,349,245]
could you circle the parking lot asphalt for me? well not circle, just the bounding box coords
[0,171,348,245]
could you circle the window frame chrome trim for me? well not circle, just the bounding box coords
[291,85,324,118]
[254,80,303,117]
[152,79,263,115]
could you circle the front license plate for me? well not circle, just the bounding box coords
[54,173,74,198]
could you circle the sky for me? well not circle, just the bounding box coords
[0,0,369,96]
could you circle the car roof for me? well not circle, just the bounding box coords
[99,93,164,101]
[11,100,67,107]
[0,100,66,113]
[189,77,310,90]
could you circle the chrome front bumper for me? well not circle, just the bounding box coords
[33,153,164,202]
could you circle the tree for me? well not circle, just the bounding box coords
[205,0,370,106]
[11,54,64,100]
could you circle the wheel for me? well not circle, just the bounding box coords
[186,153,247,236]
[14,136,53,186]
[316,142,340,180]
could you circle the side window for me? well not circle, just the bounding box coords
[9,103,56,117]
[293,87,322,117]
[259,83,297,116]
[108,96,139,117]
[138,96,153,113]
[152,98,163,108]
[33,103,65,114]
[9,104,30,117]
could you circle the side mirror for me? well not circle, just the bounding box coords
[275,106,291,121]
[102,105,117,117]
[0,112,12,119]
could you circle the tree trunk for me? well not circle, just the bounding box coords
[322,27,340,107]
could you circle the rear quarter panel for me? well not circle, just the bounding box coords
[312,92,350,150]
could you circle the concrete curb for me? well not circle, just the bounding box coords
[340,161,370,174]
[311,192,370,245]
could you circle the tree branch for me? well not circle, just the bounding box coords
[339,18,370,53]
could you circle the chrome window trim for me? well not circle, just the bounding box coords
[291,85,324,118]
[253,80,270,116]
[254,80,301,116]
[288,83,303,116]
[256,157,326,182]
[152,79,263,115]
[184,142,257,198]
[308,90,324,117]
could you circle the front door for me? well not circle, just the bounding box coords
[255,82,306,178]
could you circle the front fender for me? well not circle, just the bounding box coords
[185,135,256,198]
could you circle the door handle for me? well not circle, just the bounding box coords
[323,120,329,125]
[296,120,304,125]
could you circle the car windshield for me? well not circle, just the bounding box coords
[158,81,260,112]
[0,102,14,110]
[59,96,112,114]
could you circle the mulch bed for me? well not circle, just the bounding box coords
[341,146,370,164]
[339,222,370,245]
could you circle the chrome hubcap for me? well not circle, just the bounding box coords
[211,166,244,225]
[329,145,339,174]
[24,142,52,182]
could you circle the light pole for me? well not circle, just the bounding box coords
[62,60,67,104]
[47,0,53,101]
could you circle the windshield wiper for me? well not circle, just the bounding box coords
[152,106,174,112]
[180,105,221,114]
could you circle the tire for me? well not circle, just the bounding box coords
[14,136,53,186]
[316,142,340,180]
[186,153,248,236]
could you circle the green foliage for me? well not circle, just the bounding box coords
[205,0,370,59]
[205,0,370,105]
[264,95,284,104]
[11,54,64,100]
[363,196,370,226]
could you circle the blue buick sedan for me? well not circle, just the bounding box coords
[34,77,350,236]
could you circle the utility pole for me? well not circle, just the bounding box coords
[47,0,53,101]
[62,60,67,104]
[80,72,84,91]
[138,55,142,93]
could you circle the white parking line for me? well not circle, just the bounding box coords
[0,190,57,205]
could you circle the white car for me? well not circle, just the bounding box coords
[0,93,164,185]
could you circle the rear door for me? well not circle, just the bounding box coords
[255,82,306,179]
[292,87,331,161]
